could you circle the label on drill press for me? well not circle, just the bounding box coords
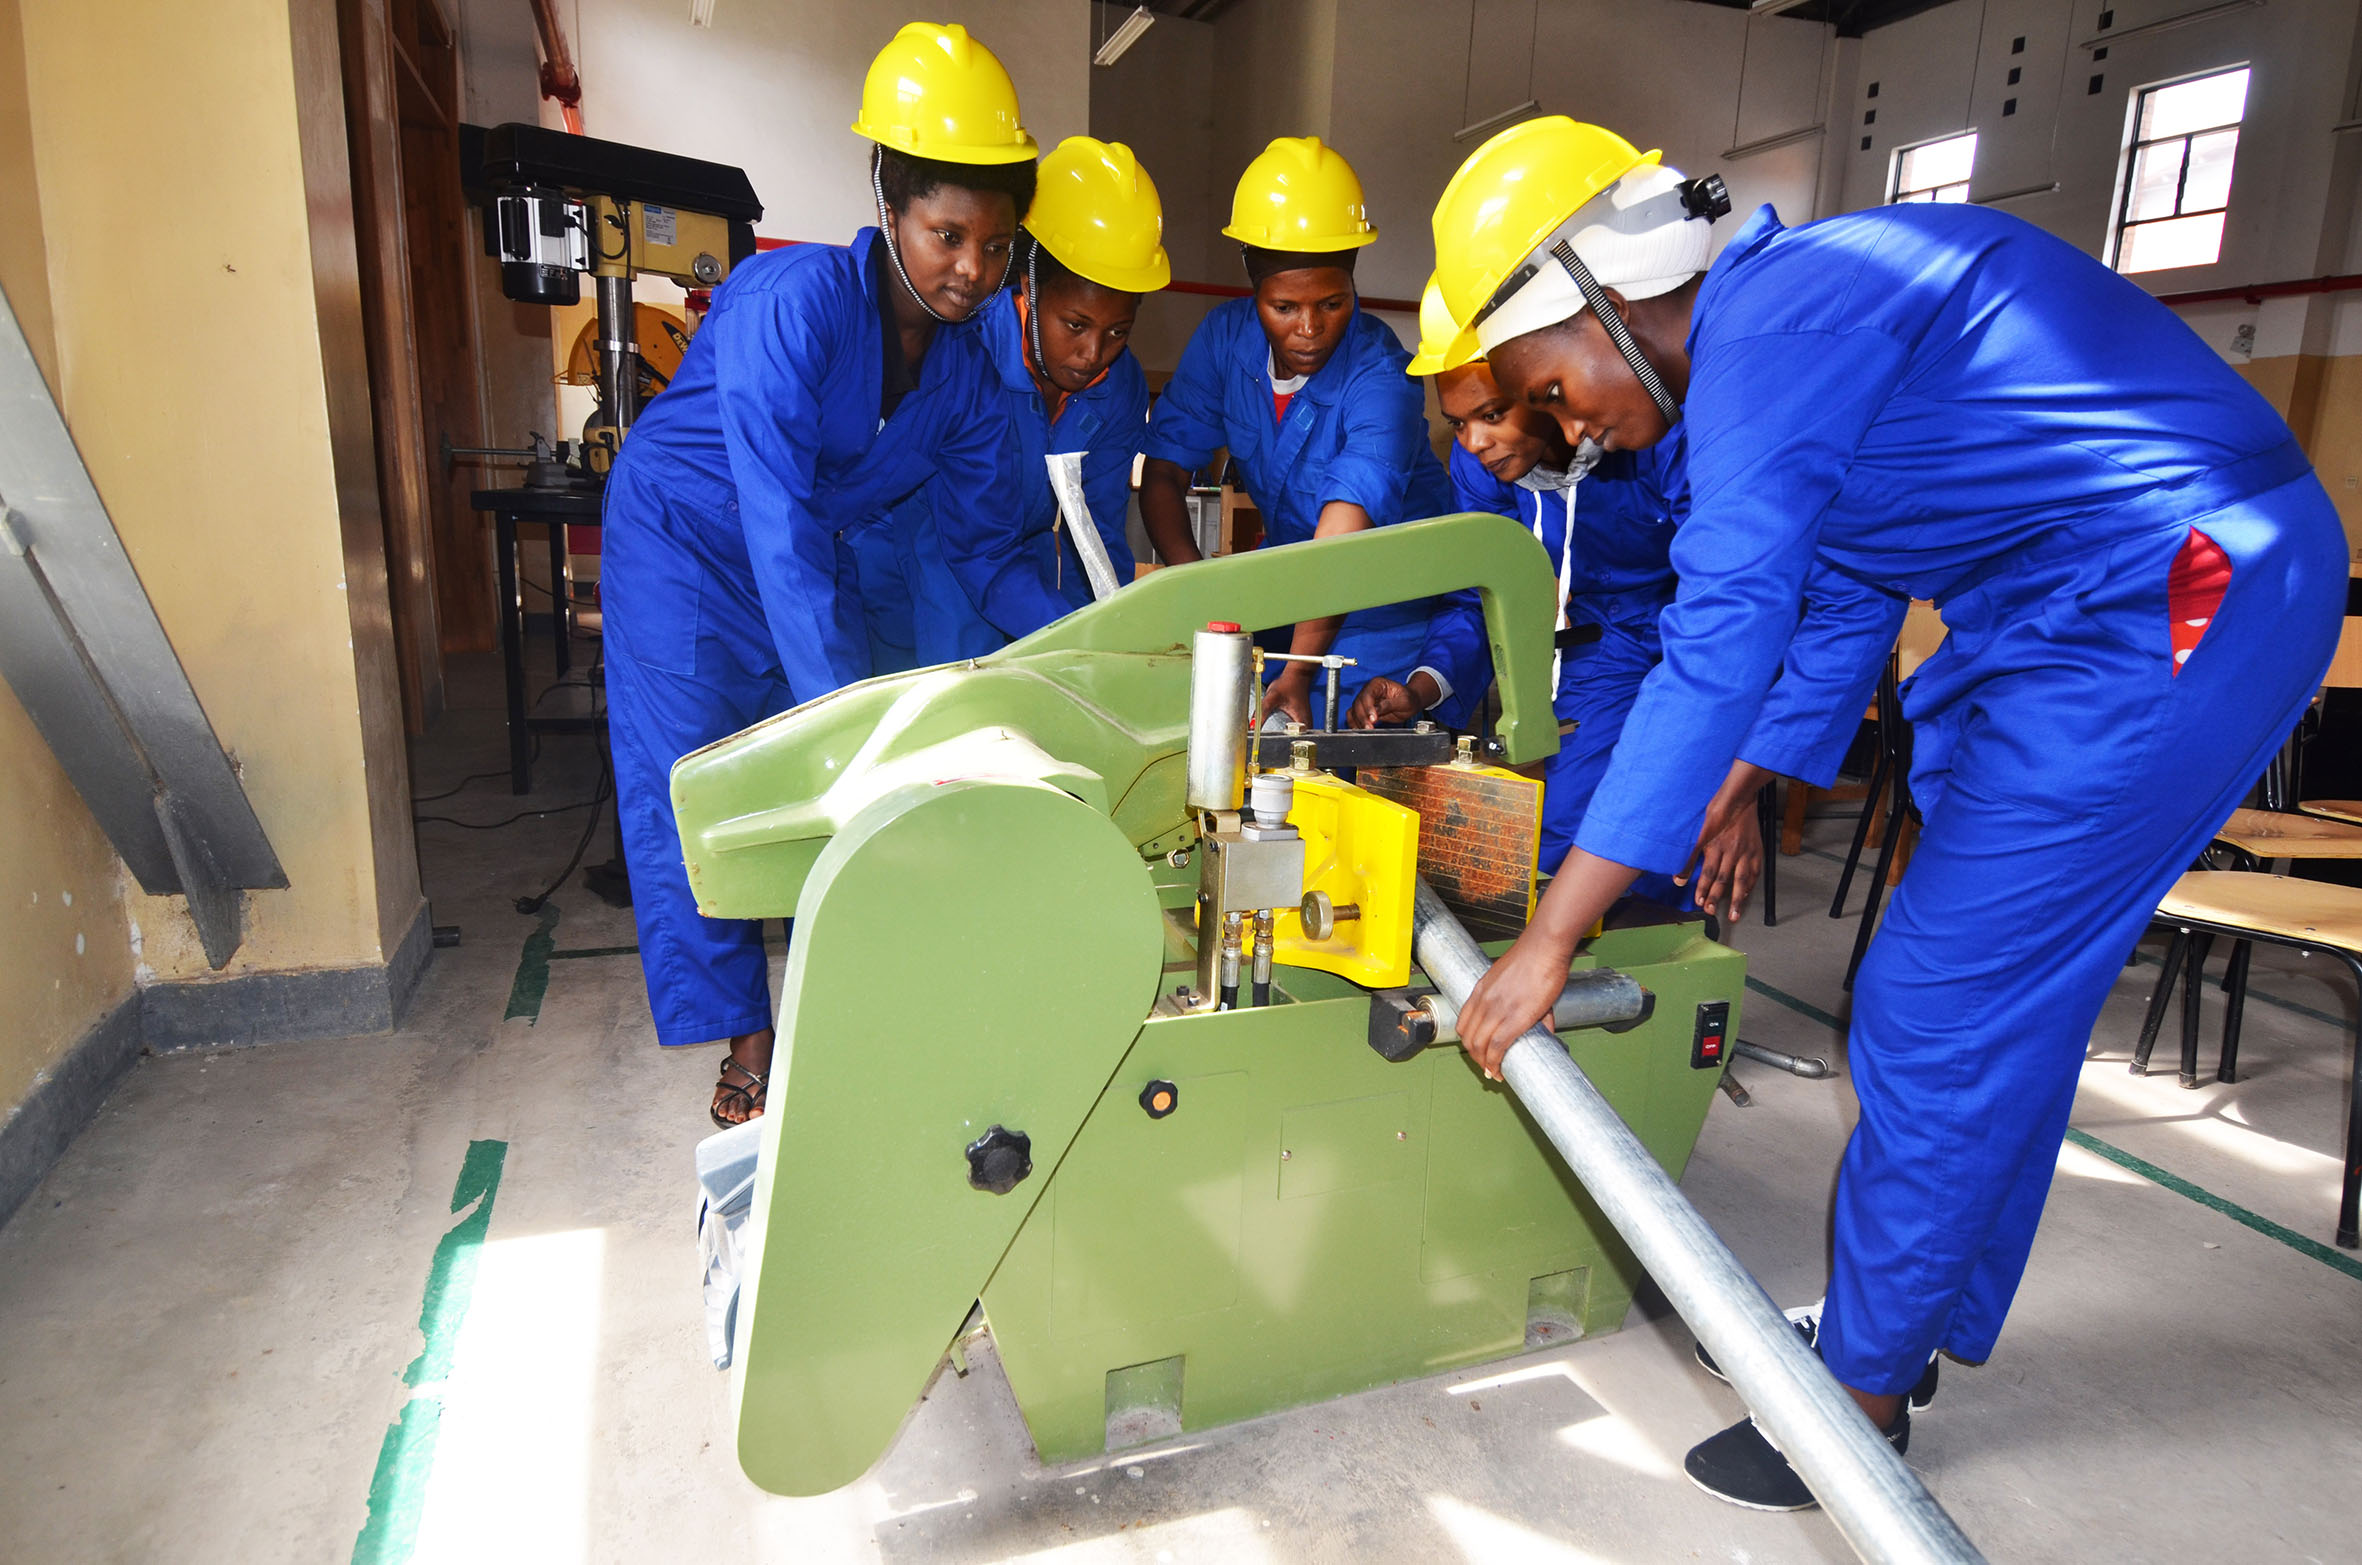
[643,204,678,247]
[1691,1000,1730,1070]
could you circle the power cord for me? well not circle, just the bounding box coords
[514,744,614,915]
[412,738,542,803]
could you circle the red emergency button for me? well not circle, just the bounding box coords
[1207,621,1240,633]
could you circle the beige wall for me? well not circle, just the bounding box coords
[0,0,134,1122]
[2,0,421,1019]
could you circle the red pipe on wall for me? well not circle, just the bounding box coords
[748,241,1418,311]
[527,0,585,135]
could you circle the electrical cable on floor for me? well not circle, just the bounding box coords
[514,743,614,915]
[413,797,601,830]
[412,738,542,803]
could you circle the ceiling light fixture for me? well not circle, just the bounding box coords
[1093,5,1156,67]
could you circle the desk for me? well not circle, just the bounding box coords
[471,484,605,793]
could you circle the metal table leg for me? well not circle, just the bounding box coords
[495,507,531,794]
[548,518,572,678]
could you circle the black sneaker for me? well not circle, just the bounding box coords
[1683,1407,1911,1512]
[1693,1303,1940,1411]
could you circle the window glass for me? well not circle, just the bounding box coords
[2139,67,2249,141]
[1892,132,1977,205]
[2116,68,2247,274]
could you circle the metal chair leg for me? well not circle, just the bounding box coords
[2131,927,2187,1075]
[1831,746,1888,919]
[2217,940,2252,1083]
[2336,955,2362,1248]
[1757,781,1779,929]
[1843,793,1908,992]
[2179,933,2216,1089]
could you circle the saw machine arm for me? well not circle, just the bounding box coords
[672,511,1563,923]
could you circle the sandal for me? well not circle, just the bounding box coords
[710,1055,768,1129]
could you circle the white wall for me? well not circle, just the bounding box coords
[1088,1,1221,377]
[1329,0,1836,311]
[562,0,1091,247]
[1838,0,2362,280]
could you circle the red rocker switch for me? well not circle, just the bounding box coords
[1691,1000,1730,1070]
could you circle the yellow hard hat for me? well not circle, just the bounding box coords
[1405,274,1482,376]
[1025,137,1170,294]
[1220,136,1377,253]
[851,21,1037,165]
[1430,118,1659,328]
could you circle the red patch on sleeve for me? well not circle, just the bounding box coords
[2167,527,2233,674]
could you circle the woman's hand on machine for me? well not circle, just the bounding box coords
[1347,672,1440,729]
[1261,668,1315,727]
[1454,927,1579,1080]
[1456,849,1641,1079]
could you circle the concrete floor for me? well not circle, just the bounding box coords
[4,649,2360,1564]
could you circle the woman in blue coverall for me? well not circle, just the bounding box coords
[1435,120,2346,1510]
[1136,136,1452,723]
[599,22,1039,1126]
[895,135,1172,664]
[1347,300,1712,907]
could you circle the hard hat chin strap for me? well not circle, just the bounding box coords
[871,146,1016,327]
[1549,239,1680,428]
[1022,242,1051,383]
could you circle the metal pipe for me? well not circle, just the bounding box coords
[1733,1039,1833,1079]
[1420,967,1647,1044]
[1187,626,1255,812]
[596,274,639,435]
[1411,882,1983,1565]
[1218,911,1243,1011]
[1251,909,1274,1008]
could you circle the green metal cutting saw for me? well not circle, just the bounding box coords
[670,511,1746,1498]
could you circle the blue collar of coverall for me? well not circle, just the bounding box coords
[1684,203,1785,364]
[1231,295,1360,410]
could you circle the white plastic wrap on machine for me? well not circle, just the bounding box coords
[694,1117,764,1370]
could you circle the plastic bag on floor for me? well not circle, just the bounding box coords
[694,1117,764,1370]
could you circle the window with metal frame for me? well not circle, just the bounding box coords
[2113,66,2249,275]
[1889,132,1977,205]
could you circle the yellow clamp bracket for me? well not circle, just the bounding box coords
[1271,772,1417,988]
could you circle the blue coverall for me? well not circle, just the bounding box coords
[1574,203,2345,1393]
[600,230,1020,1046]
[1141,297,1454,703]
[1411,441,1683,893]
[899,285,1150,665]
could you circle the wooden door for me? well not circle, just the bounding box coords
[337,0,443,729]
[390,0,495,655]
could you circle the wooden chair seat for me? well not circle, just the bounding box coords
[2138,869,2362,1248]
[2299,799,2362,826]
[2157,870,2362,952]
[2210,807,2362,860]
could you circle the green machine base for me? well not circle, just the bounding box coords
[984,921,1740,1464]
[668,516,1750,1495]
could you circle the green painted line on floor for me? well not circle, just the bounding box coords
[548,944,641,961]
[504,904,560,1024]
[351,1139,510,1565]
[2061,1127,2362,1284]
[1744,974,1846,1035]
